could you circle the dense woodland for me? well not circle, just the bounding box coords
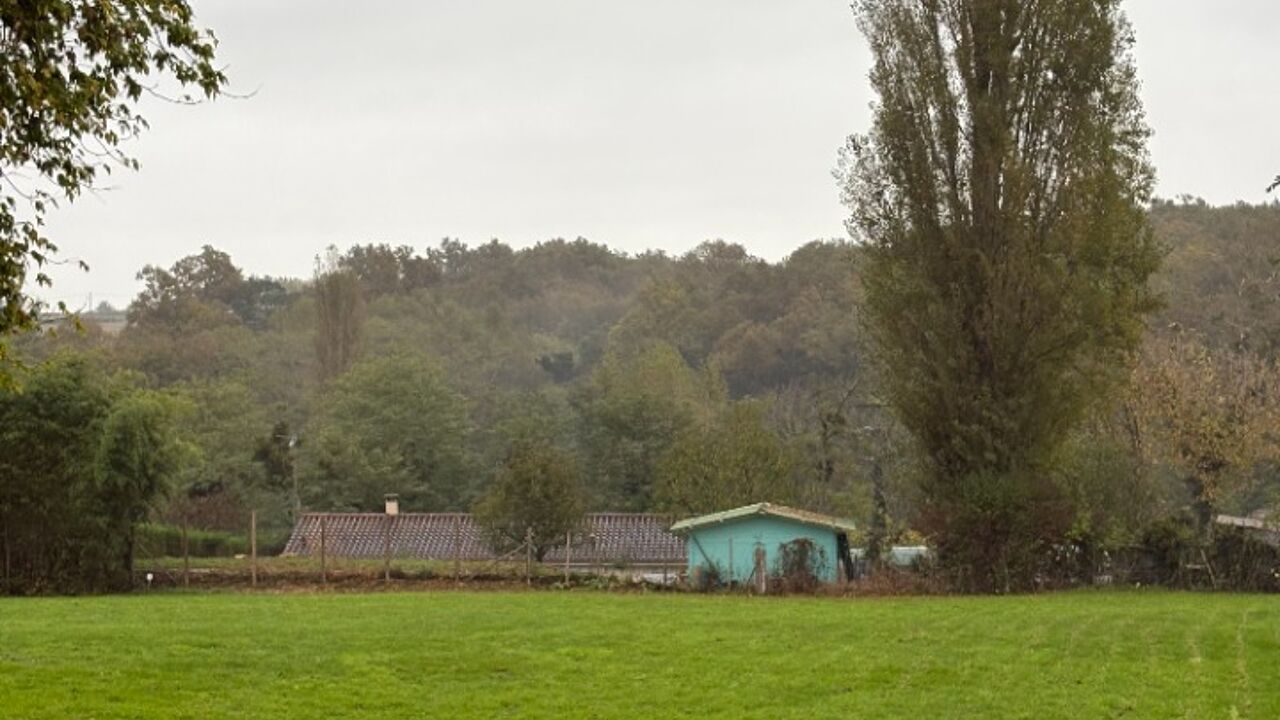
[6,199,1279,564]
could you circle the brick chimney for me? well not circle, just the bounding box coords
[384,493,399,516]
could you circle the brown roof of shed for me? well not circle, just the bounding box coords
[282,512,685,565]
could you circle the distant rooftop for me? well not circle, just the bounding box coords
[282,512,684,565]
[40,310,128,336]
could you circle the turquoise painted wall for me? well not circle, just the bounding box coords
[684,516,842,583]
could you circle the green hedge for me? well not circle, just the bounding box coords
[134,524,290,559]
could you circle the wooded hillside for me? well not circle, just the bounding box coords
[12,199,1280,545]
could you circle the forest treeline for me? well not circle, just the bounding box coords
[6,198,1279,559]
[4,0,1278,597]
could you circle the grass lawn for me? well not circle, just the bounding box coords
[140,554,566,578]
[1,590,1276,719]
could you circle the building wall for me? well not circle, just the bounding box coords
[684,516,841,583]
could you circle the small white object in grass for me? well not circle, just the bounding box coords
[145,572,154,590]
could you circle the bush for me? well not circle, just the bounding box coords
[1208,529,1280,592]
[1131,517,1279,591]
[921,469,1074,593]
[689,561,725,591]
[138,525,252,558]
[772,538,828,593]
[1136,515,1198,586]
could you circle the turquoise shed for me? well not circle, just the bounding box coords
[670,503,856,587]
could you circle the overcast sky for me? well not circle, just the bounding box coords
[39,0,1280,309]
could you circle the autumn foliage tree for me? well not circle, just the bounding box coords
[841,0,1162,588]
[1129,337,1280,538]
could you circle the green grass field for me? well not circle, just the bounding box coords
[1,590,1276,719]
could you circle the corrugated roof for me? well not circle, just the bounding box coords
[281,512,684,564]
[1216,513,1277,531]
[669,502,857,534]
[1215,513,1280,547]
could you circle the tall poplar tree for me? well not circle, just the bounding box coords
[840,0,1162,588]
[314,250,365,381]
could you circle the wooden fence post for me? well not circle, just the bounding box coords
[181,517,190,589]
[753,545,767,594]
[250,510,258,588]
[452,515,462,581]
[383,514,392,583]
[525,526,533,586]
[563,532,572,584]
[2,524,10,593]
[728,538,734,588]
[319,516,328,586]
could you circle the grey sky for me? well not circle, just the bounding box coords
[41,0,1280,309]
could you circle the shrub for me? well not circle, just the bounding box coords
[134,523,248,558]
[1208,529,1280,592]
[1131,516,1279,591]
[772,538,829,594]
[689,561,725,591]
[1136,515,1198,586]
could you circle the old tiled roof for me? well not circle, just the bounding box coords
[282,512,685,564]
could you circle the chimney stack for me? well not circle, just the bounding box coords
[384,493,399,516]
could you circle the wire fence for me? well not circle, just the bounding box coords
[131,512,686,591]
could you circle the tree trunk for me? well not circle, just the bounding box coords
[123,526,135,580]
[867,460,889,569]
[1185,475,1214,541]
[2,521,10,594]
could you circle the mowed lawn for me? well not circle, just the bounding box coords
[0,590,1277,719]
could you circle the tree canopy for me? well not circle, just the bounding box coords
[9,198,1280,592]
[0,1,225,365]
[655,401,799,516]
[0,356,183,592]
[472,440,586,561]
[298,354,474,512]
[841,0,1162,588]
